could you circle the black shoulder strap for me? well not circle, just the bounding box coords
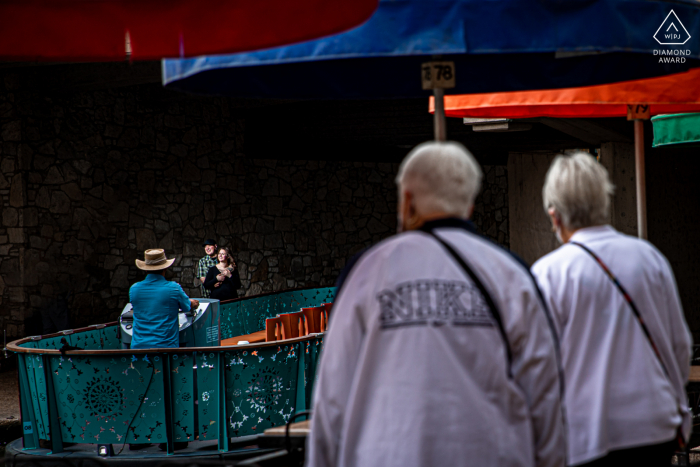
[423,229,513,378]
[570,240,686,446]
[569,241,670,378]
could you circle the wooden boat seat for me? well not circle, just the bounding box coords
[279,311,307,339]
[266,317,285,342]
[322,303,333,331]
[264,304,333,342]
[301,306,324,334]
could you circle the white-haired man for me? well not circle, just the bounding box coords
[307,141,566,467]
[532,152,692,467]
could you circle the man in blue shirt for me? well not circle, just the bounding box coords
[130,249,200,349]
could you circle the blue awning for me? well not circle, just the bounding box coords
[163,0,700,99]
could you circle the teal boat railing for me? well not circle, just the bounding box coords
[8,287,332,455]
[218,286,335,339]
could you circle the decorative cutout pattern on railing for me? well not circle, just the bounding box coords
[219,287,336,339]
[195,351,219,442]
[50,354,169,444]
[10,287,332,452]
[224,344,300,438]
[17,338,324,450]
[20,326,122,352]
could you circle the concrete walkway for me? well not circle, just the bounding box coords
[0,370,21,467]
[0,370,19,421]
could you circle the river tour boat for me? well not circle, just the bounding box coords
[5,286,335,465]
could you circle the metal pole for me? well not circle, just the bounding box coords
[634,120,647,239]
[433,88,446,141]
[162,354,175,455]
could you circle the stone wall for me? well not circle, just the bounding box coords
[0,82,508,340]
[472,166,509,248]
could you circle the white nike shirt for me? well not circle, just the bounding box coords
[307,225,566,467]
[532,225,691,465]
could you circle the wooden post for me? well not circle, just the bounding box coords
[634,120,647,239]
[627,104,650,239]
[422,61,455,142]
[434,88,446,141]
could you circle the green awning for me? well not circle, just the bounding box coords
[651,113,700,148]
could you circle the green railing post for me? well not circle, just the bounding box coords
[42,355,63,454]
[217,352,229,452]
[16,354,39,450]
[307,337,318,409]
[24,353,48,441]
[295,343,307,420]
[162,353,175,455]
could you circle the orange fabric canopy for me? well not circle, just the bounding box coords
[433,68,700,119]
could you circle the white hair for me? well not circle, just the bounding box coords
[542,151,615,229]
[395,141,483,218]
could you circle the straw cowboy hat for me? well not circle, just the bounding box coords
[135,249,175,271]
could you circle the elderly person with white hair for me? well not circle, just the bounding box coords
[532,152,692,467]
[307,141,566,467]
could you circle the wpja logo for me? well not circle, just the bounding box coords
[653,10,692,63]
[654,10,691,45]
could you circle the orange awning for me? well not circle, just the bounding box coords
[432,68,700,119]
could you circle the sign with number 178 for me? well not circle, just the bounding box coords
[422,61,456,90]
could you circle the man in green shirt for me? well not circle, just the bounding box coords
[196,239,218,298]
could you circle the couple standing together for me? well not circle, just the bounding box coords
[196,239,242,301]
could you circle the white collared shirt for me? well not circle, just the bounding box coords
[532,225,692,465]
[307,227,566,467]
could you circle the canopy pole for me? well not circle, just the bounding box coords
[634,120,647,239]
[434,88,446,141]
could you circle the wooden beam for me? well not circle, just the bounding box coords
[537,118,632,145]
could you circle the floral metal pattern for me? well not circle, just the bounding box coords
[13,287,334,449]
[169,353,196,441]
[17,338,325,446]
[224,344,300,438]
[83,377,124,417]
[50,354,168,444]
[196,351,219,441]
[74,326,121,350]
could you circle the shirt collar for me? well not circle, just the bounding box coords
[145,273,167,282]
[418,216,530,268]
[420,217,477,233]
[569,224,617,244]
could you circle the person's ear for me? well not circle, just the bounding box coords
[397,189,411,233]
[403,191,423,231]
[547,207,560,232]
